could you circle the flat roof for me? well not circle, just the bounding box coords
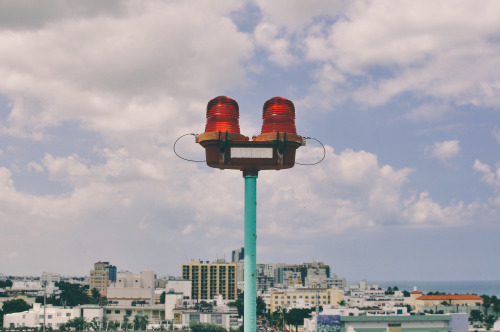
[416,294,482,300]
[340,315,451,322]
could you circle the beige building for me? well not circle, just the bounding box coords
[89,262,110,297]
[270,288,342,313]
[182,260,237,300]
[415,294,483,309]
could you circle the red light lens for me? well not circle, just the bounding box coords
[205,96,241,133]
[261,97,296,134]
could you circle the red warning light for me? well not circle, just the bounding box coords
[261,97,296,134]
[205,96,241,134]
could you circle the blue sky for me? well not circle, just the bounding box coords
[0,0,499,282]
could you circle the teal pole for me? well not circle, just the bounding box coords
[244,171,258,332]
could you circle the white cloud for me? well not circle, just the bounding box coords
[474,160,500,189]
[254,22,296,66]
[255,0,342,32]
[493,129,500,143]
[474,160,500,207]
[298,0,500,110]
[0,1,252,141]
[425,140,460,163]
[1,0,499,277]
[404,104,450,122]
[27,161,44,173]
[253,0,343,66]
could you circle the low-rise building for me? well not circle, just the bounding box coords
[107,268,155,305]
[415,294,483,309]
[270,287,342,313]
[180,305,240,330]
[2,303,102,330]
[103,304,165,326]
[304,313,468,332]
[7,280,60,298]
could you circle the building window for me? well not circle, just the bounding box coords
[66,313,71,317]
[106,310,112,314]
[115,310,120,314]
[211,315,223,325]
[190,314,200,322]
[48,315,53,319]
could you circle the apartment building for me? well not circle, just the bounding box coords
[182,260,237,300]
[88,261,111,297]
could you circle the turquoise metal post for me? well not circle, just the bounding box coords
[244,172,258,332]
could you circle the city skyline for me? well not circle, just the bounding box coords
[0,1,499,281]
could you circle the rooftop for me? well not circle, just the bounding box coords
[416,294,483,300]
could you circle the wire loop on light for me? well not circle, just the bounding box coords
[295,137,326,166]
[173,133,205,163]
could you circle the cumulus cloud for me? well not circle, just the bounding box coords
[254,22,295,66]
[297,0,500,110]
[255,0,342,32]
[0,1,252,141]
[1,0,499,277]
[474,160,500,189]
[474,160,500,207]
[404,103,450,122]
[425,140,460,163]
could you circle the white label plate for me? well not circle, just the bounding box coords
[230,147,273,158]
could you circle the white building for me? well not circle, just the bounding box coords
[180,299,240,331]
[107,268,155,305]
[103,304,165,327]
[158,279,192,300]
[325,273,347,290]
[41,272,61,284]
[8,281,60,298]
[164,290,185,321]
[2,303,102,330]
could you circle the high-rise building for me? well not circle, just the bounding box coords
[107,264,117,282]
[182,259,237,300]
[231,248,244,263]
[88,261,111,297]
[299,261,330,286]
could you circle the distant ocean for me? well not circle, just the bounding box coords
[352,281,500,297]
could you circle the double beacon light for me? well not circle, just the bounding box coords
[196,96,304,174]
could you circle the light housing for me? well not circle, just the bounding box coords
[205,96,241,134]
[261,97,296,134]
